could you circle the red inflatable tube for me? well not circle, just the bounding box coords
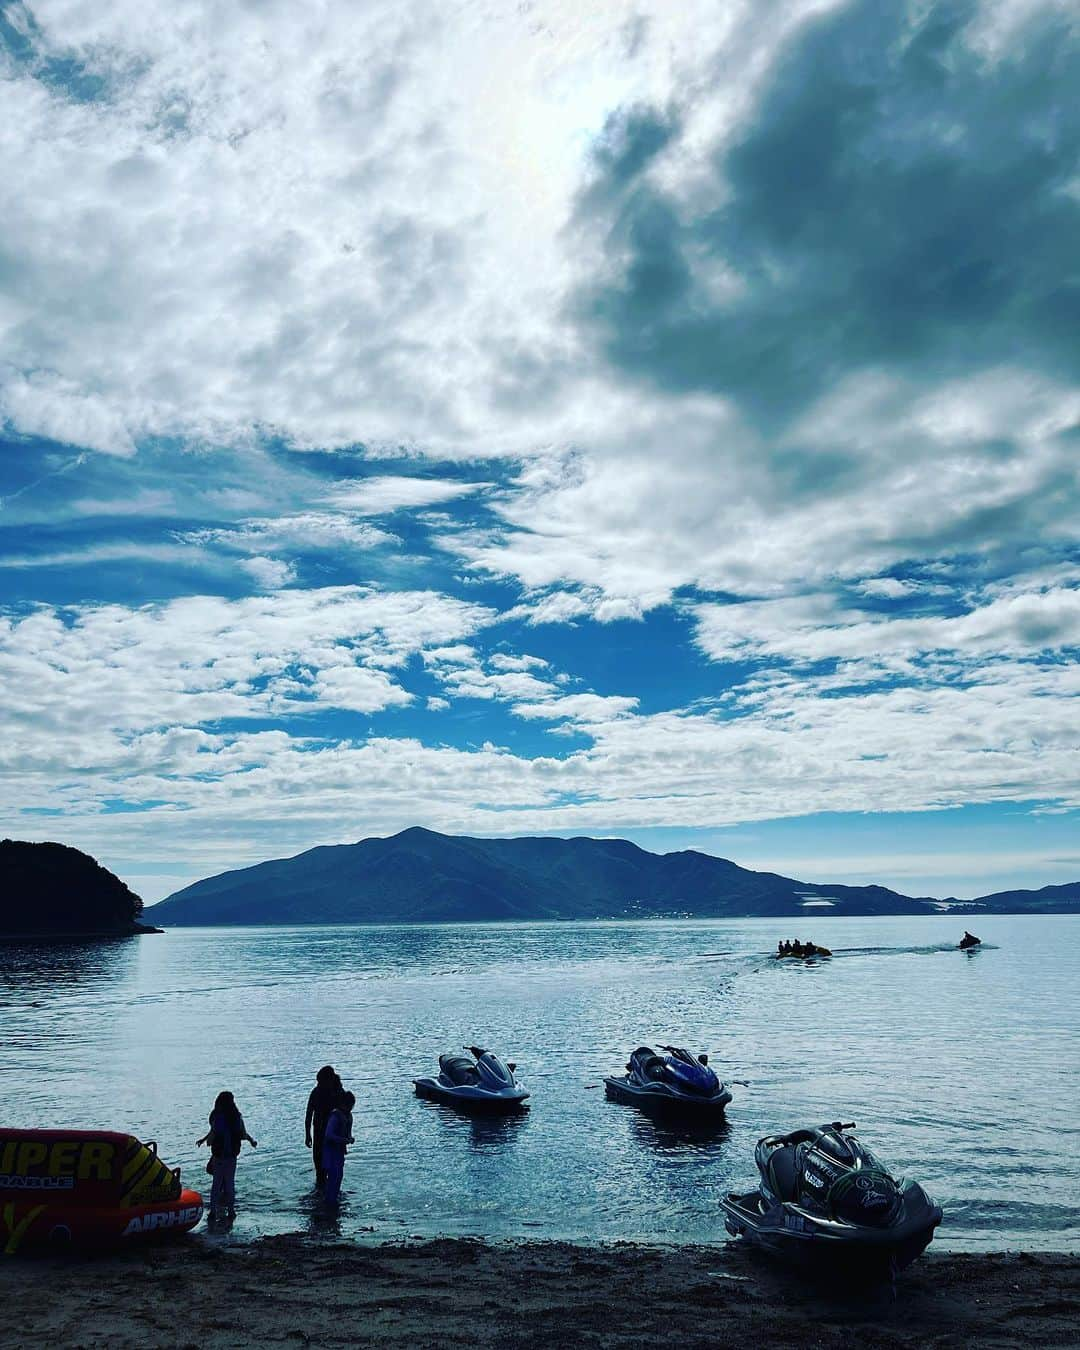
[1,1129,203,1253]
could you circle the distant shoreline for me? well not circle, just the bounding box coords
[143,912,1079,929]
[1,1235,1076,1348]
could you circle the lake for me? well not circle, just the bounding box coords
[2,915,1077,1250]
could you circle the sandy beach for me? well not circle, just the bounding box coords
[2,1235,1077,1348]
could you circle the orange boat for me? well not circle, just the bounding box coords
[1,1129,203,1254]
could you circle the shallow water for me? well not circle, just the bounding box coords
[2,916,1077,1250]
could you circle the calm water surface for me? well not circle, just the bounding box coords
[2,916,1077,1250]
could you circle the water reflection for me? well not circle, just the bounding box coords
[420,1100,530,1154]
[0,936,139,997]
[464,1110,530,1154]
[625,1111,732,1156]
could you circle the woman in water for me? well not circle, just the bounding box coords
[305,1065,342,1187]
[197,1090,257,1222]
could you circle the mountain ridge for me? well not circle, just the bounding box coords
[147,828,1080,925]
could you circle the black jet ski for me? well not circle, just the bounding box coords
[604,1046,732,1116]
[721,1121,941,1277]
[414,1045,529,1113]
[958,931,981,950]
[774,943,832,959]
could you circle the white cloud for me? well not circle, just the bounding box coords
[326,476,484,514]
[0,587,494,758]
[0,540,218,570]
[512,692,639,722]
[694,586,1080,665]
[182,512,397,555]
[0,369,136,456]
[440,370,1080,613]
[239,556,295,590]
[0,0,740,458]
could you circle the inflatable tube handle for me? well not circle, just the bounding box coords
[144,1140,158,1156]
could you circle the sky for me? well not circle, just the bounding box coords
[1,0,1078,904]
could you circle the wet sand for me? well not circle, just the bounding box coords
[1,1235,1077,1348]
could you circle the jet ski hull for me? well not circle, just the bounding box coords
[603,1076,732,1117]
[720,1189,941,1276]
[413,1078,529,1114]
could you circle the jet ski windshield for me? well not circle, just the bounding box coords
[662,1047,720,1095]
[474,1052,516,1091]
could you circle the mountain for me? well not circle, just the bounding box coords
[0,839,159,939]
[149,826,956,925]
[954,882,1080,914]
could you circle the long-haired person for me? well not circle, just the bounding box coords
[197,1090,257,1222]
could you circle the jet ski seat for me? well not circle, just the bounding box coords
[767,1146,800,1202]
[632,1049,667,1080]
[439,1053,480,1085]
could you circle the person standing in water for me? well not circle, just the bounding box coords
[197,1090,257,1222]
[323,1091,355,1205]
[305,1065,342,1187]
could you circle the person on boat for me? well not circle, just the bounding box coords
[777,940,786,955]
[197,1090,257,1222]
[791,939,803,956]
[323,1091,355,1205]
[305,1065,342,1187]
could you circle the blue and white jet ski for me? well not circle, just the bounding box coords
[721,1121,942,1277]
[414,1045,530,1113]
[604,1045,732,1117]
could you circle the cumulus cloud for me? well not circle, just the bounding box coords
[239,556,295,590]
[0,586,494,757]
[694,584,1080,665]
[0,0,733,457]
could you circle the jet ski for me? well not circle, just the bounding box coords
[775,943,832,959]
[604,1046,732,1116]
[721,1121,941,1277]
[958,931,981,950]
[413,1046,529,1113]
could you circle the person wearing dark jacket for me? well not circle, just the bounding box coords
[305,1065,342,1186]
[197,1090,257,1221]
[323,1092,355,1205]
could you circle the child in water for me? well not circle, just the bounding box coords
[322,1091,355,1205]
[197,1090,257,1222]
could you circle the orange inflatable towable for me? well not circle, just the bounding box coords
[1,1129,203,1253]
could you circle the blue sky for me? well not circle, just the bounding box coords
[1,0,1078,902]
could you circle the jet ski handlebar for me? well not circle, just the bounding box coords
[465,1045,488,1057]
[660,1045,709,1064]
[765,1121,856,1147]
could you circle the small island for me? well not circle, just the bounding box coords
[0,839,160,940]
